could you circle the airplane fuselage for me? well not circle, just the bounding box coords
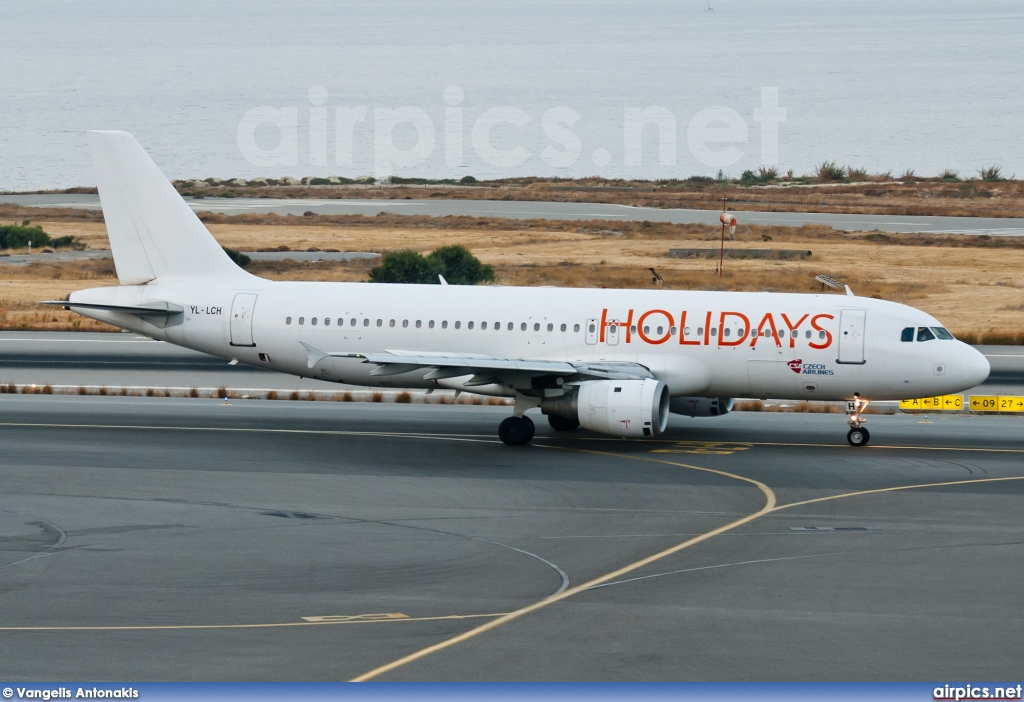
[68,278,988,402]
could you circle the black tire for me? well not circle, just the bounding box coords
[547,414,580,432]
[847,427,870,447]
[499,416,534,445]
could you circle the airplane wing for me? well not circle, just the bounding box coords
[300,342,653,387]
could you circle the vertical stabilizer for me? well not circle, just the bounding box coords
[87,131,247,284]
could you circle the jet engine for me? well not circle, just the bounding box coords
[541,378,670,437]
[668,396,734,417]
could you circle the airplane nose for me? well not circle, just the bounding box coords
[957,344,990,388]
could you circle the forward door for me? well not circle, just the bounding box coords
[837,309,866,364]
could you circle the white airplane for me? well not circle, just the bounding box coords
[50,131,990,447]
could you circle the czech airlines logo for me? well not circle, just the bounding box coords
[788,359,835,376]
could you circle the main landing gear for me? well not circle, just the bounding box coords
[846,393,871,447]
[499,415,535,445]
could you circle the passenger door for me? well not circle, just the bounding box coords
[229,293,258,347]
[837,309,866,364]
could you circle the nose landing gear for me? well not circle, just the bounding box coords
[846,393,870,447]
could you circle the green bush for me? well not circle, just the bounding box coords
[426,244,495,285]
[369,245,493,285]
[0,223,50,249]
[369,250,444,284]
[222,246,251,267]
[459,175,477,184]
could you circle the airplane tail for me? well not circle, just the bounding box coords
[87,130,249,285]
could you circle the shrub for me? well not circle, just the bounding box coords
[459,175,478,184]
[222,246,251,267]
[0,223,49,249]
[370,392,384,402]
[266,390,278,400]
[815,161,846,182]
[847,166,869,181]
[757,165,779,181]
[369,249,444,284]
[395,391,412,403]
[978,165,1005,182]
[341,391,353,402]
[426,244,495,285]
[939,168,960,181]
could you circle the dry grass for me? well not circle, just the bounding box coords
[3,213,1024,339]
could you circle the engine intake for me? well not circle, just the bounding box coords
[541,378,670,437]
[668,396,734,417]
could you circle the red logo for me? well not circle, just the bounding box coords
[787,359,803,374]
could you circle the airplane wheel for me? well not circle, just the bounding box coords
[499,416,535,445]
[847,427,870,447]
[547,414,580,432]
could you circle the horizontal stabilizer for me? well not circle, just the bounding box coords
[41,300,184,317]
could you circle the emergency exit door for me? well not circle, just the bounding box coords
[230,293,258,347]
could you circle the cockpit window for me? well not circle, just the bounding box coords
[917,327,936,342]
[901,327,914,342]
[932,327,954,340]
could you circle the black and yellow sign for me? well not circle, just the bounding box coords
[969,395,1024,413]
[899,395,962,411]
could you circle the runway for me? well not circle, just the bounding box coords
[1,394,1022,681]
[5,193,1024,236]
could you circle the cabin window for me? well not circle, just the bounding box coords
[376,319,382,327]
[467,321,474,329]
[643,326,650,335]
[546,323,553,332]
[429,320,435,329]
[779,329,785,338]
[507,322,513,330]
[574,324,580,333]
[442,321,448,329]
[751,329,758,337]
[723,328,731,338]
[495,323,501,332]
[696,327,702,335]
[402,320,408,328]
[415,320,422,328]
[917,327,936,342]
[711,327,717,337]
[481,321,488,330]
[364,318,370,327]
[298,317,305,325]
[933,327,954,340]
[560,323,566,332]
[454,321,461,329]
[588,323,596,334]
[389,319,395,328]
[901,327,914,342]
[819,330,826,339]
[286,317,292,325]
[656,326,664,335]
[670,326,677,335]
[521,322,527,331]
[630,325,636,334]
[324,317,331,326]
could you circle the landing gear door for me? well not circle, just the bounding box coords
[837,308,866,364]
[230,293,258,347]
[585,318,598,345]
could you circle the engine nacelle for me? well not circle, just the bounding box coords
[668,396,734,417]
[541,378,670,438]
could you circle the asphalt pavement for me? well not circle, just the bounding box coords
[0,395,1021,680]
[4,193,1024,236]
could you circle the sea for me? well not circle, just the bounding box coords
[2,0,1023,191]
